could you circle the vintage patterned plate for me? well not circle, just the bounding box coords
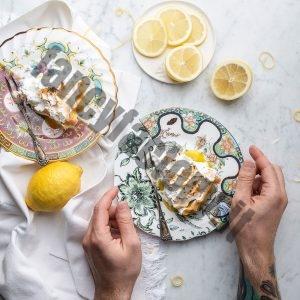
[114,107,243,241]
[0,27,118,161]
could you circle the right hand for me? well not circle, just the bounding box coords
[83,187,142,300]
[230,145,288,277]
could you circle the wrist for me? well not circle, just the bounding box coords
[240,248,274,270]
[94,285,133,300]
[239,249,281,299]
[240,249,276,287]
[238,240,274,269]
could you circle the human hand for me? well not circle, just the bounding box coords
[83,187,142,300]
[230,145,287,297]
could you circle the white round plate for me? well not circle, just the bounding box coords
[114,108,243,241]
[132,1,216,84]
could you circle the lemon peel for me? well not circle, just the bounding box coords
[112,7,135,50]
[293,109,300,122]
[259,52,275,70]
[271,138,280,144]
[115,8,126,17]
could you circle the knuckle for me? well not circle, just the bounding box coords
[119,217,132,226]
[238,172,253,182]
[93,203,101,216]
[231,196,238,206]
[228,218,234,229]
[270,191,279,201]
[280,199,288,211]
[82,237,89,251]
[238,166,255,182]
[128,237,141,250]
[135,237,142,248]
[94,198,107,212]
[229,222,236,233]
[274,164,281,170]
[90,233,102,250]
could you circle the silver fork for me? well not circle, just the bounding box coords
[4,73,49,166]
[144,150,172,241]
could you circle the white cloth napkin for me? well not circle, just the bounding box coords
[0,1,150,300]
[0,72,142,300]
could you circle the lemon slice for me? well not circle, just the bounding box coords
[159,8,192,46]
[211,60,253,101]
[133,18,167,57]
[165,45,202,82]
[185,15,207,46]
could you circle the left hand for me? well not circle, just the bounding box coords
[83,187,142,300]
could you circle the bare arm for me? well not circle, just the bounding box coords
[238,259,280,300]
[230,146,287,300]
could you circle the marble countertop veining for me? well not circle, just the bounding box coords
[1,0,299,299]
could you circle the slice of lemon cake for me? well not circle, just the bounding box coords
[147,147,219,217]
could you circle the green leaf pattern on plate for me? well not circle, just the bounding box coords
[115,108,243,241]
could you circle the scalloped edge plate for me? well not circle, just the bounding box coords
[114,107,243,241]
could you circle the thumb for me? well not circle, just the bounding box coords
[116,201,138,247]
[235,160,256,200]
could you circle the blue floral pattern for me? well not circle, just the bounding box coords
[115,107,243,241]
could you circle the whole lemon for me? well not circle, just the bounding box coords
[26,161,83,212]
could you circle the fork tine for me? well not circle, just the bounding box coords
[148,150,156,168]
[4,76,14,96]
[10,74,19,90]
[143,151,148,169]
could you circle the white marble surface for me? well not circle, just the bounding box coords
[0,0,299,299]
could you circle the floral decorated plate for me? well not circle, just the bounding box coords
[114,107,243,241]
[0,27,117,162]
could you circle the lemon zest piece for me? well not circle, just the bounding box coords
[112,7,135,51]
[293,109,300,122]
[271,138,280,144]
[114,7,134,22]
[259,52,275,70]
[171,275,184,287]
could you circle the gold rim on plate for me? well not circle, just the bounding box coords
[0,27,119,162]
